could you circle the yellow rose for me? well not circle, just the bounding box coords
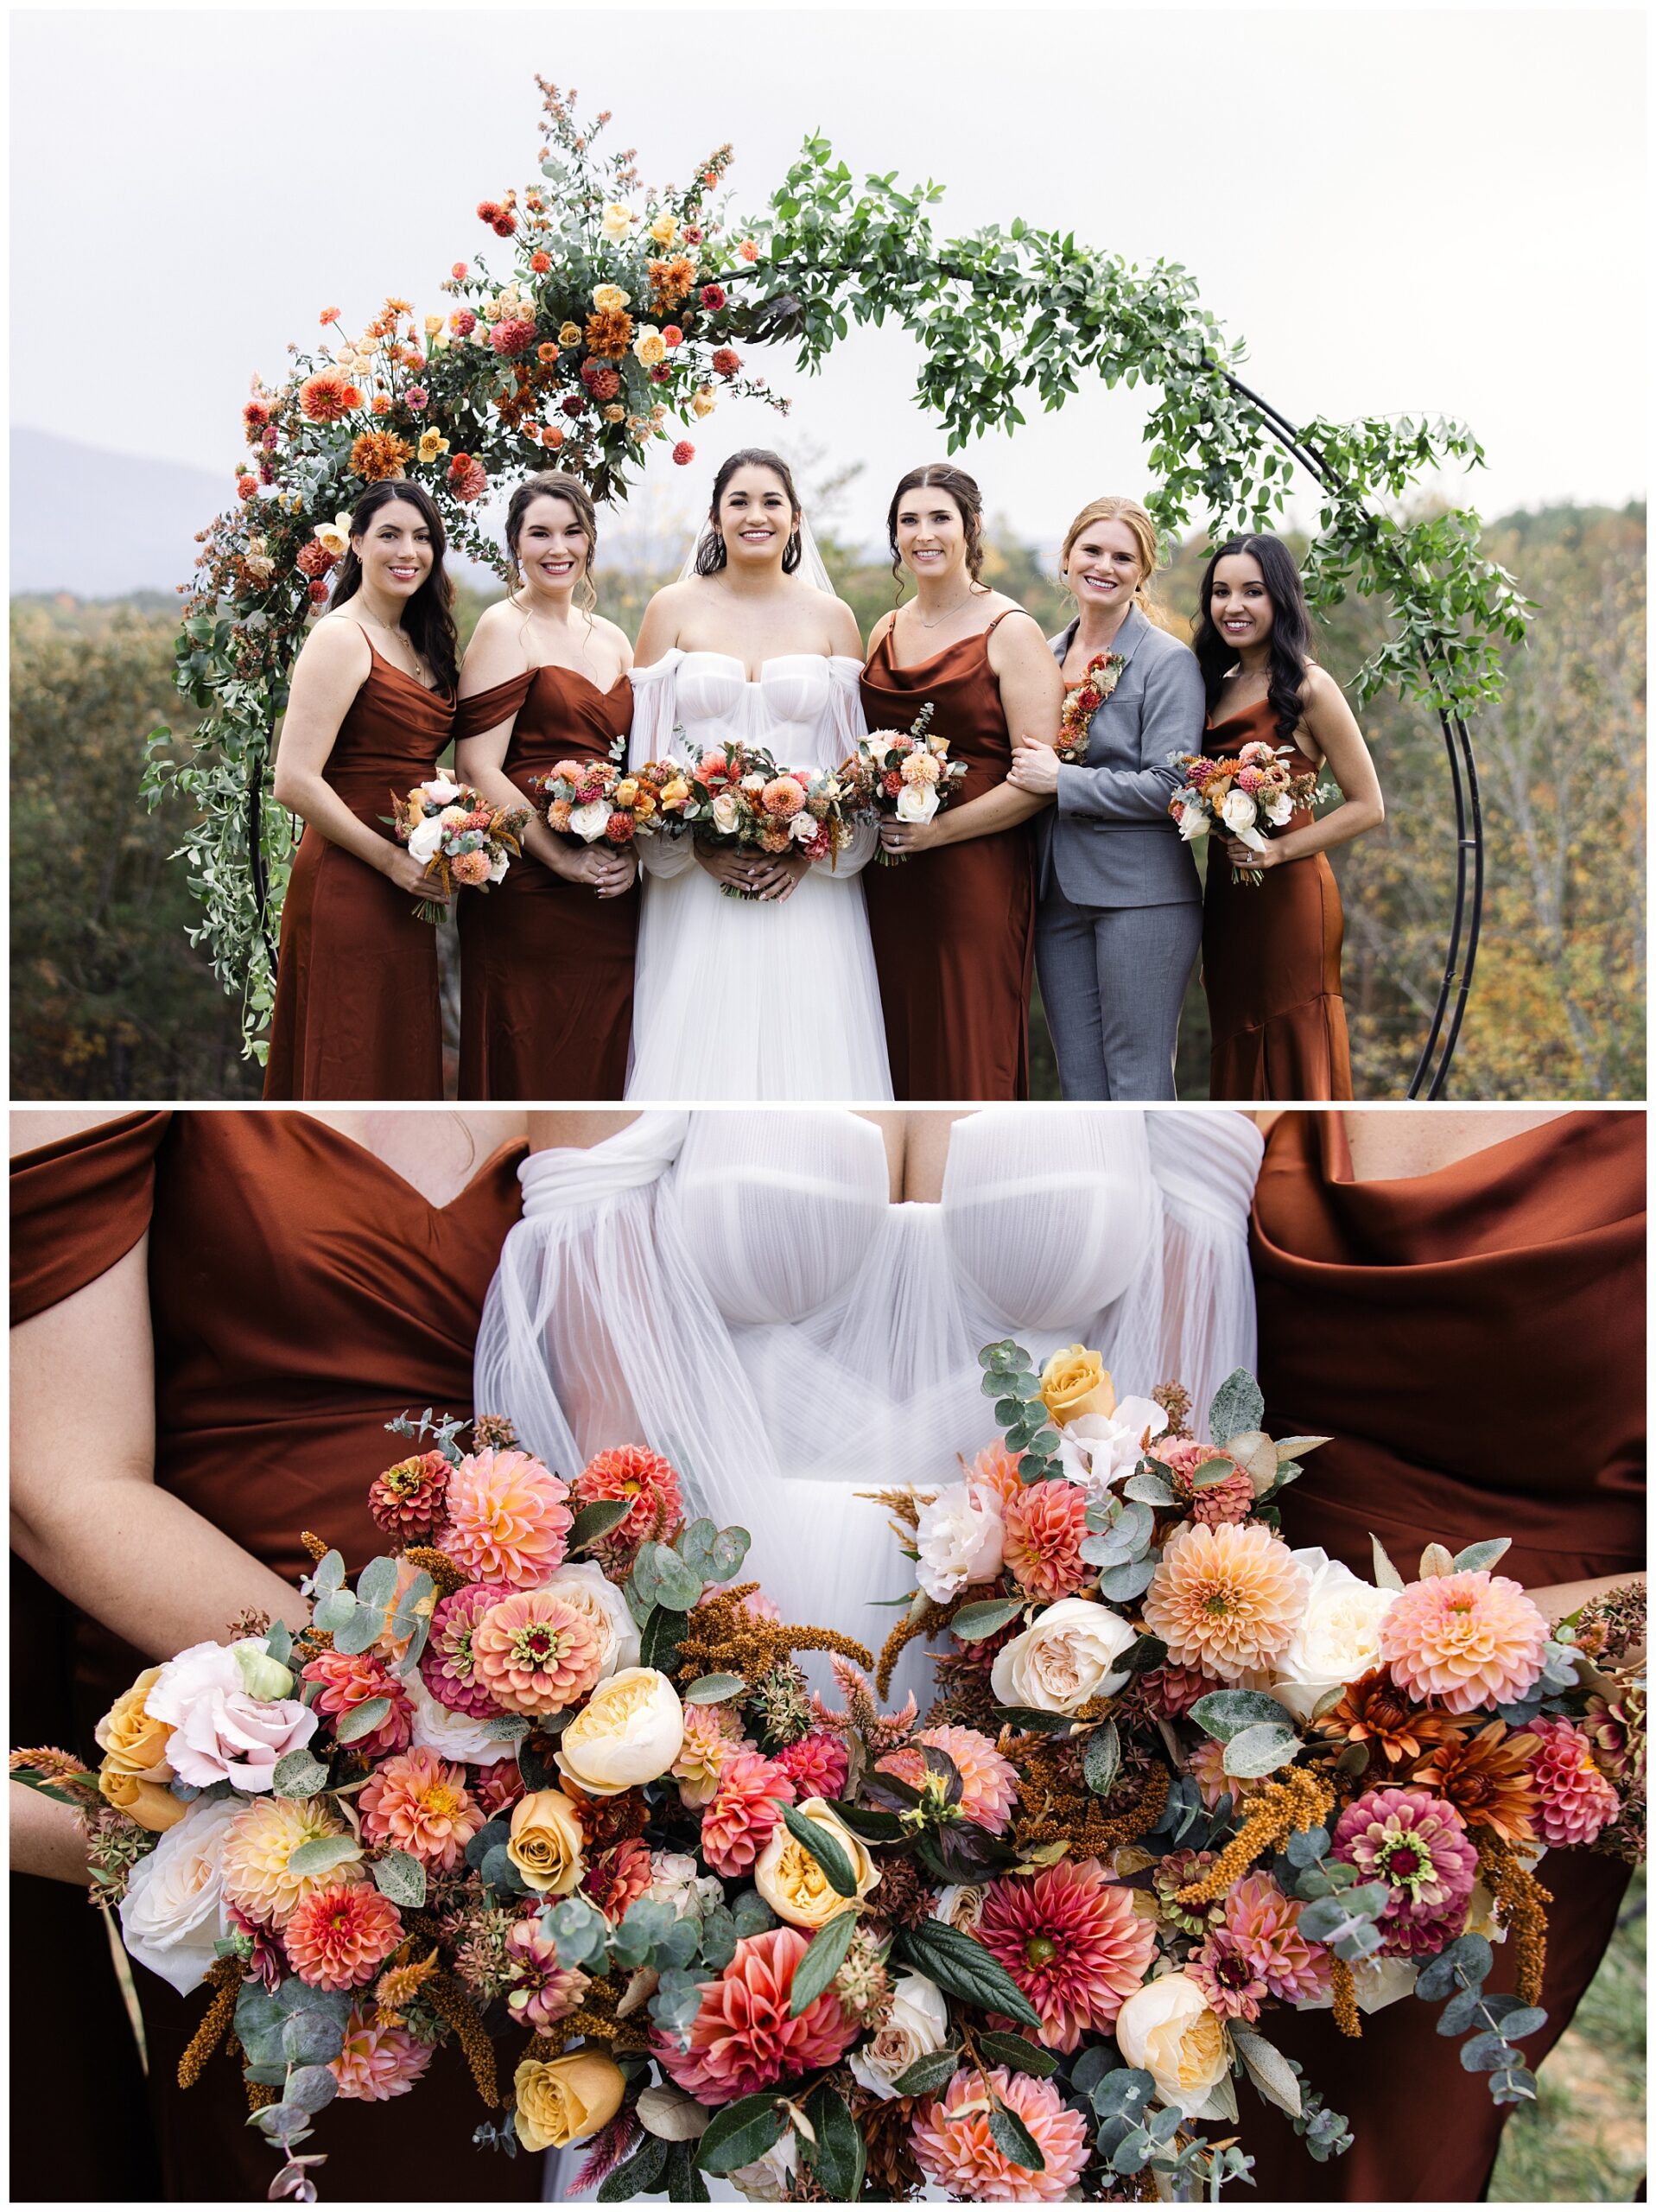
[591,282,631,314]
[418,430,450,464]
[1038,1344,1116,1427]
[513,2051,626,2151]
[753,1796,879,1929]
[95,1665,174,1780]
[99,1768,187,1833]
[423,314,443,337]
[614,778,640,807]
[506,1789,587,1895]
[555,1668,683,1797]
[1114,1973,1231,2120]
[691,385,717,420]
[558,321,584,348]
[600,203,637,242]
[633,328,667,368]
[650,212,679,246]
[602,404,625,423]
[661,777,690,810]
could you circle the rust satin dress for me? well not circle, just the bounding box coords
[10,1113,541,2204]
[455,664,638,1099]
[1242,1109,1644,2201]
[264,641,455,1100]
[1202,695,1352,1101]
[860,618,1036,1100]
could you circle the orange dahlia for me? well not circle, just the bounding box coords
[1142,1522,1307,1681]
[471,1590,606,1716]
[654,1927,855,2101]
[1316,1670,1465,1767]
[298,369,354,423]
[1002,1478,1090,1602]
[349,430,413,482]
[584,308,634,359]
[283,1880,403,1991]
[441,1447,572,1589]
[358,1745,484,1871]
[910,2066,1088,2202]
[1380,1571,1550,1714]
[570,1446,685,1554]
[1410,1719,1540,1845]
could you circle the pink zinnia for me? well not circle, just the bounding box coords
[655,1927,855,2101]
[701,1751,796,1878]
[358,1746,483,1872]
[1330,1786,1479,1956]
[570,1446,685,1554]
[1190,1471,1256,1529]
[282,1882,403,1992]
[1188,1924,1270,2022]
[976,1859,1157,2050]
[441,1448,571,1589]
[772,1731,850,1801]
[916,1726,1018,1835]
[420,1580,514,1717]
[1002,1480,1090,1602]
[368,1449,449,1539]
[504,1916,590,2028]
[330,2005,435,2101]
[1380,1571,1550,1715]
[301,1649,413,1758]
[471,1589,606,1716]
[910,2067,1088,2203]
[1526,1716,1621,1847]
[583,1838,655,1923]
[1221,1870,1330,2003]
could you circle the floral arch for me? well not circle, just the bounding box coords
[149,78,1527,1094]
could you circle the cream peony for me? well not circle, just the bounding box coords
[1054,1397,1171,1498]
[314,512,353,560]
[405,1674,516,1766]
[1270,1548,1398,1722]
[914,1482,1004,1605]
[536,1560,642,1679]
[555,1668,684,1796]
[728,2133,799,2202]
[753,1797,879,1929]
[146,1639,317,1792]
[118,1794,241,1996]
[989,1597,1136,1713]
[1114,1971,1232,2120]
[847,1970,949,2099]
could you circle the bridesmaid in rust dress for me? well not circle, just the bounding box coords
[10,1108,542,2204]
[1192,534,1384,1101]
[455,473,637,1099]
[265,480,460,1100]
[1245,1107,1645,2201]
[860,465,1061,1100]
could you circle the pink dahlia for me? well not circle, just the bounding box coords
[504,1916,590,2029]
[910,2066,1088,2203]
[358,1746,483,1872]
[1380,1571,1550,1715]
[772,1731,850,1801]
[447,453,489,503]
[1330,1786,1479,1956]
[976,1859,1157,2050]
[420,1580,514,1718]
[1002,1480,1090,1603]
[282,1881,403,1992]
[671,1700,748,1808]
[570,1445,685,1554]
[1526,1715,1621,1847]
[471,1589,606,1716]
[1141,1522,1307,1682]
[301,1649,413,1758]
[330,2005,435,2101]
[701,1751,796,1878]
[1221,1870,1330,2003]
[583,1838,655,1923]
[916,1726,1018,1835]
[368,1449,450,1539]
[655,1927,855,2101]
[441,1448,572,1589]
[490,316,537,356]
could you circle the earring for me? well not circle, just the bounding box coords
[785,530,801,566]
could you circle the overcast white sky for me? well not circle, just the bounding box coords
[10,3,1647,551]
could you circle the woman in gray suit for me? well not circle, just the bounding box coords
[1008,496,1205,1099]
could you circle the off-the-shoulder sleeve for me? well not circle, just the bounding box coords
[821,658,877,875]
[10,1112,172,1323]
[626,653,683,770]
[454,671,536,745]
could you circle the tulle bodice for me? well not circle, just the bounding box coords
[628,650,866,768]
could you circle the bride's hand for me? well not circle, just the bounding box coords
[693,841,760,891]
[748,849,810,902]
[555,843,637,898]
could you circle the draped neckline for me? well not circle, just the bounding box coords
[297,1118,527,1213]
[1326,1108,1597,1189]
[868,625,993,677]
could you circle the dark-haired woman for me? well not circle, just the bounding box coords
[860,465,1061,1100]
[264,482,459,1099]
[1193,536,1383,1101]
[455,474,636,1100]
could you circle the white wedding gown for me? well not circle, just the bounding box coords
[624,652,893,1102]
[475,1108,1263,1713]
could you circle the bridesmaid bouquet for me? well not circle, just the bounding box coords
[527,737,688,853]
[840,702,968,864]
[680,740,856,897]
[1055,651,1127,764]
[1169,743,1329,885]
[387,775,531,921]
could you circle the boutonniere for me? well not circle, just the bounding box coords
[1056,652,1127,763]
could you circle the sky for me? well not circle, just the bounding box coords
[9,3,1647,557]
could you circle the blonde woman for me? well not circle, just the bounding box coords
[1008,496,1205,1099]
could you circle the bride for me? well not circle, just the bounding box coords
[624,450,892,1101]
[476,1105,1263,1713]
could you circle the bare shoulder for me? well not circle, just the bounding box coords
[1299,660,1345,709]
[866,607,898,650]
[10,1109,130,1159]
[825,596,863,656]
[300,613,372,674]
[527,1110,641,1153]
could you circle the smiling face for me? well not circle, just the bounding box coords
[352,498,434,601]
[516,493,588,601]
[1208,551,1276,652]
[1065,518,1145,613]
[894,486,969,586]
[714,463,796,570]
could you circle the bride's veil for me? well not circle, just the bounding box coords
[676,506,837,594]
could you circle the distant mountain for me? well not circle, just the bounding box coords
[10,427,236,598]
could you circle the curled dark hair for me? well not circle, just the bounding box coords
[695,448,802,575]
[1191,532,1312,746]
[887,465,986,601]
[329,480,459,696]
[506,471,599,615]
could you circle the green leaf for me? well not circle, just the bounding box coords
[332,1694,391,1745]
[597,2133,669,2201]
[1207,1370,1265,1444]
[283,2063,339,2114]
[950,1596,1025,1642]
[280,2011,346,2068]
[664,2139,712,2202]
[284,1834,364,1879]
[781,1806,860,1899]
[976,2031,1059,2078]
[1101,1557,1156,1602]
[568,1498,633,1554]
[1221,1725,1302,1777]
[789,1908,860,2016]
[896,1917,1042,2031]
[272,1750,330,1798]
[695,2092,790,2176]
[682,1674,746,1705]
[1123,1468,1177,1506]
[803,2082,865,2200]
[1452,1539,1512,1573]
[987,2102,1045,2173]
[371,1849,427,1908]
[639,1605,684,1674]
[1190,1688,1298,1743]
[1370,1535,1405,1592]
[1082,1719,1121,1797]
[354,1554,400,1613]
[892,2045,963,2098]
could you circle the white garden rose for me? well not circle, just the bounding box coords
[406,813,447,865]
[1265,792,1294,826]
[989,1597,1137,1713]
[1054,1396,1170,1499]
[710,789,742,836]
[536,1560,641,1678]
[1220,787,1266,850]
[894,779,940,823]
[788,809,821,844]
[406,1673,516,1765]
[146,1639,316,1792]
[914,1481,1004,1605]
[118,1793,241,1997]
[1175,802,1209,842]
[1114,1971,1232,2119]
[423,774,463,805]
[555,1667,683,1796]
[1270,1548,1398,1722]
[847,1970,949,2099]
[569,798,612,843]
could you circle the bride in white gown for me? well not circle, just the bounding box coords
[475,1107,1264,1713]
[624,450,891,1101]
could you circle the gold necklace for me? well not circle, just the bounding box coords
[914,589,975,631]
[358,607,427,684]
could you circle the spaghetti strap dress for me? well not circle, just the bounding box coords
[860,615,1037,1100]
[1201,694,1352,1101]
[455,664,638,1099]
[264,638,454,1101]
[10,1113,542,2202]
[1241,1109,1643,2199]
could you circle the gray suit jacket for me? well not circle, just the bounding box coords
[1037,605,1205,910]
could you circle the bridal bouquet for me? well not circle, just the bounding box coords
[528,739,687,852]
[840,703,968,862]
[386,776,530,921]
[680,740,855,896]
[1169,743,1329,885]
[1055,652,1127,764]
